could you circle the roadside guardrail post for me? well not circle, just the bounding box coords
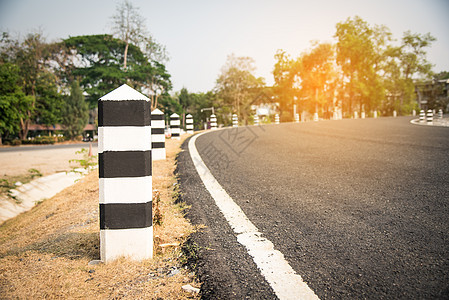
[427,109,433,124]
[210,114,217,130]
[186,114,194,134]
[98,84,153,262]
[232,114,238,127]
[419,110,425,122]
[254,114,259,126]
[170,113,180,139]
[151,108,166,161]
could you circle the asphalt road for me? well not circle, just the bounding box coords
[0,142,96,152]
[177,117,449,299]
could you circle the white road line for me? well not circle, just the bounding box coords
[189,131,319,300]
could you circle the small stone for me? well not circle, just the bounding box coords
[14,181,22,186]
[182,284,200,294]
[88,269,95,273]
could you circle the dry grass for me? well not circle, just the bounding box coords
[0,136,200,299]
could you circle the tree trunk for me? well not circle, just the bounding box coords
[124,42,129,70]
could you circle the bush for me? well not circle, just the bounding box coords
[11,139,21,146]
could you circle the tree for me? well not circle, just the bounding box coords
[110,0,147,70]
[0,62,33,144]
[63,34,172,108]
[1,31,64,139]
[216,54,266,124]
[272,50,298,120]
[61,80,89,140]
[298,42,336,117]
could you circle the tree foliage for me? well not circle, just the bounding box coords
[61,80,89,140]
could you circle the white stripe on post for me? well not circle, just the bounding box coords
[186,114,194,134]
[151,109,166,161]
[210,114,217,130]
[98,84,153,263]
[170,113,180,140]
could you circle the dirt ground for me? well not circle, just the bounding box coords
[0,144,98,177]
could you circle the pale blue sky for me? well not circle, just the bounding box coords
[1,0,448,93]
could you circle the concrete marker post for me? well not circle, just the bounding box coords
[438,109,443,119]
[374,111,378,118]
[98,84,153,263]
[186,114,194,134]
[295,113,300,123]
[393,110,397,117]
[232,113,238,127]
[170,113,181,140]
[419,110,425,122]
[151,108,166,161]
[210,114,217,130]
[275,114,280,124]
[254,114,259,126]
[361,111,366,119]
[354,111,358,119]
[427,109,433,124]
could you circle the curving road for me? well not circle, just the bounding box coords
[177,117,449,299]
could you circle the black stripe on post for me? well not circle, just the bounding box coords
[98,101,151,126]
[172,133,180,137]
[171,116,180,120]
[99,151,151,178]
[152,142,165,149]
[171,125,180,129]
[151,114,164,120]
[100,202,152,229]
[151,128,165,135]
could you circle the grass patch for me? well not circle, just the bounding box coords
[0,135,200,299]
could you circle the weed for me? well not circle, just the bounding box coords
[28,168,42,179]
[69,147,98,175]
[153,190,163,226]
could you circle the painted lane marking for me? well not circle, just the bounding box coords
[189,131,319,300]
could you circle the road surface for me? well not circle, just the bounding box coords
[177,117,449,299]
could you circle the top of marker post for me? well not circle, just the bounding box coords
[99,84,150,102]
[152,108,164,115]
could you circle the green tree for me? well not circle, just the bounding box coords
[61,80,89,140]
[272,50,298,120]
[216,54,266,124]
[0,62,33,144]
[63,34,171,108]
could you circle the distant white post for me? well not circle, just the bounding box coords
[254,114,259,126]
[232,114,238,127]
[419,110,426,122]
[170,113,180,139]
[374,111,378,118]
[275,114,280,124]
[354,111,358,119]
[438,109,443,119]
[361,111,366,119]
[151,108,166,161]
[426,109,433,124]
[393,110,397,117]
[295,113,300,123]
[186,114,194,134]
[210,114,217,130]
[313,112,319,121]
[98,84,153,263]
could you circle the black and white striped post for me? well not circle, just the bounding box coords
[186,114,194,134]
[170,113,180,139]
[151,108,166,161]
[426,109,433,124]
[210,114,217,130]
[295,113,300,123]
[419,110,426,122]
[98,84,153,262]
[254,114,259,126]
[275,114,280,124]
[438,109,443,119]
[232,114,238,127]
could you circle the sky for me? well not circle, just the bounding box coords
[1,0,448,93]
